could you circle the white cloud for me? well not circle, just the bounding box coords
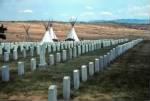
[80,11,95,16]
[79,11,96,21]
[128,4,150,11]
[99,11,113,16]
[23,9,33,13]
[18,9,33,13]
[136,12,149,17]
[86,6,93,10]
[127,4,149,17]
[113,4,150,18]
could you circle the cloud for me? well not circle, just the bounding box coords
[23,9,33,13]
[136,12,149,17]
[127,4,149,17]
[79,11,96,21]
[86,6,93,10]
[80,11,95,16]
[18,9,33,14]
[99,11,113,16]
[113,4,150,19]
[128,4,150,11]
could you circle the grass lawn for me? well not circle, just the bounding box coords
[72,40,150,101]
[0,43,119,100]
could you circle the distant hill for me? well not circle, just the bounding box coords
[89,19,150,24]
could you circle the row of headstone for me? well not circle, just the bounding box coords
[1,57,37,81]
[47,38,142,101]
[39,39,129,68]
[0,41,106,79]
[0,38,132,82]
[0,39,128,62]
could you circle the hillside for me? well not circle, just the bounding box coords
[0,21,149,42]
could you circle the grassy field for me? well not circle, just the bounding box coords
[0,42,120,100]
[0,21,149,41]
[72,40,150,101]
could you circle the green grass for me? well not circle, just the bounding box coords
[0,43,118,99]
[72,40,150,101]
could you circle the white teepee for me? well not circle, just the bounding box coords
[41,21,58,44]
[49,25,58,40]
[41,30,53,43]
[65,18,80,41]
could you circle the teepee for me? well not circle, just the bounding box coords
[41,20,58,44]
[65,18,80,41]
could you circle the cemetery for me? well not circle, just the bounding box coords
[0,0,149,100]
[0,38,145,100]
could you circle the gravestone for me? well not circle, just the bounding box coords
[49,54,54,65]
[13,50,18,60]
[81,65,88,82]
[68,48,72,59]
[38,45,47,68]
[95,58,100,72]
[17,61,24,76]
[99,56,104,71]
[73,47,77,58]
[62,50,67,62]
[88,62,94,76]
[56,52,61,64]
[23,49,27,58]
[73,69,80,90]
[48,85,57,101]
[63,76,70,100]
[1,65,9,81]
[4,52,9,62]
[31,58,36,71]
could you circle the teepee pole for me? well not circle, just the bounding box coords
[23,24,31,42]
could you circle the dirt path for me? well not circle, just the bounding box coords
[73,40,150,101]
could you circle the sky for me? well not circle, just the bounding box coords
[0,0,149,21]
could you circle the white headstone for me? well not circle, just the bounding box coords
[30,47,34,57]
[39,45,47,68]
[23,49,27,58]
[89,62,94,76]
[62,50,67,62]
[36,46,40,55]
[68,48,72,59]
[1,65,10,81]
[81,45,85,54]
[81,65,88,82]
[48,85,57,101]
[73,47,77,58]
[77,45,81,56]
[17,61,24,76]
[13,50,18,60]
[85,44,89,53]
[4,52,9,62]
[73,69,80,90]
[56,53,61,64]
[103,55,107,68]
[0,46,2,55]
[99,56,104,71]
[95,58,100,72]
[31,58,36,71]
[63,76,70,100]
[48,45,51,53]
[49,54,54,65]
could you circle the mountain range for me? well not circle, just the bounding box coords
[89,19,149,24]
